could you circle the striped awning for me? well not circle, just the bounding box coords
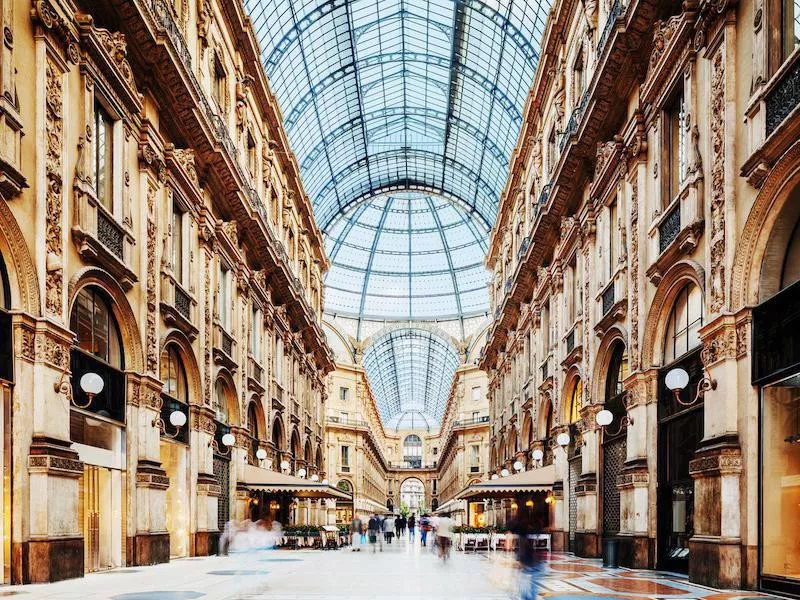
[243,465,352,500]
[456,464,556,500]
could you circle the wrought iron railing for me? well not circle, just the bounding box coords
[174,285,191,320]
[97,211,124,260]
[454,415,490,426]
[248,356,264,385]
[602,283,615,315]
[541,360,549,380]
[659,203,681,254]
[559,89,590,152]
[517,235,530,259]
[597,0,624,58]
[766,55,800,136]
[566,329,575,354]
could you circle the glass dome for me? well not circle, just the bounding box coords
[362,328,460,427]
[324,192,489,320]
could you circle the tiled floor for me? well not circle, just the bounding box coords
[0,537,779,600]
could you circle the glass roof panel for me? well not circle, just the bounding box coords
[244,0,551,235]
[363,328,460,426]
[324,192,489,320]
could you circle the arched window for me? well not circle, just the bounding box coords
[161,345,187,403]
[247,402,260,464]
[403,434,423,468]
[544,400,553,437]
[664,283,703,364]
[567,379,582,424]
[337,479,352,493]
[71,287,123,369]
[605,342,629,401]
[0,252,13,382]
[214,379,230,424]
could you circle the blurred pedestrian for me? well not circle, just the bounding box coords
[420,513,431,547]
[368,513,382,553]
[408,513,416,541]
[383,513,396,544]
[350,514,364,551]
[436,512,454,562]
[395,514,402,538]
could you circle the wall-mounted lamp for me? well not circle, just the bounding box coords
[490,473,499,480]
[63,372,104,409]
[280,460,290,473]
[152,404,187,439]
[297,468,307,478]
[210,432,236,456]
[500,468,509,477]
[596,409,633,437]
[256,448,268,461]
[310,474,320,482]
[556,432,570,447]
[665,366,716,407]
[513,460,524,472]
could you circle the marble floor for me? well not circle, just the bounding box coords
[0,537,778,600]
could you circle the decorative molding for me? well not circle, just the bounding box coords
[145,181,158,374]
[44,55,64,318]
[709,46,727,314]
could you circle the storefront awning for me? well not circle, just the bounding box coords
[456,464,556,500]
[434,497,465,514]
[242,465,352,500]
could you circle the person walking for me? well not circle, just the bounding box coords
[368,513,382,553]
[395,514,402,538]
[408,513,416,541]
[435,512,455,562]
[383,513,396,544]
[399,515,407,537]
[350,514,364,552]
[419,514,431,547]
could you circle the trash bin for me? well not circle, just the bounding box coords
[603,538,619,568]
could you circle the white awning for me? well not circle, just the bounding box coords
[456,464,556,499]
[242,465,352,500]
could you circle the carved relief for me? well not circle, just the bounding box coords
[629,176,640,370]
[45,56,64,318]
[709,48,726,314]
[204,249,212,405]
[647,16,681,77]
[146,182,158,374]
[173,148,199,186]
[94,28,135,89]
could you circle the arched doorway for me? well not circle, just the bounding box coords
[403,434,423,468]
[400,478,425,514]
[565,375,582,553]
[601,340,628,544]
[290,429,302,474]
[0,251,12,580]
[271,417,284,471]
[749,180,800,596]
[69,285,126,572]
[657,282,704,573]
[213,375,238,532]
[335,480,353,523]
[246,400,264,465]
[159,342,191,558]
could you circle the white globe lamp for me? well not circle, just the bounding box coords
[280,460,290,472]
[322,479,329,485]
[596,409,614,427]
[500,468,509,477]
[80,372,104,397]
[665,367,690,391]
[297,468,307,478]
[556,432,571,447]
[513,461,524,472]
[532,449,544,461]
[256,448,267,460]
[310,474,319,481]
[221,433,236,447]
[490,474,499,480]
[169,410,187,428]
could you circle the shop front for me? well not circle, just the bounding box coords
[754,278,800,598]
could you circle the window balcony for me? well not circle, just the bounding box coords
[247,355,265,393]
[646,184,704,285]
[160,274,198,340]
[272,380,285,411]
[595,267,628,338]
[212,322,237,371]
[290,399,300,424]
[562,321,583,369]
[72,191,137,290]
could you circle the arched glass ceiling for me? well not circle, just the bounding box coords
[325,192,489,320]
[362,328,459,427]
[244,0,551,231]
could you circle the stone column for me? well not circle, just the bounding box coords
[576,404,602,557]
[550,432,569,551]
[191,406,219,556]
[688,314,748,589]
[616,370,656,568]
[130,374,170,566]
[20,320,85,583]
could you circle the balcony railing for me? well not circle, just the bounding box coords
[517,235,530,259]
[601,283,615,316]
[174,286,191,321]
[541,359,549,381]
[248,356,264,387]
[658,202,681,254]
[597,0,625,58]
[766,52,800,136]
[559,90,590,152]
[454,416,490,426]
[566,329,576,354]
